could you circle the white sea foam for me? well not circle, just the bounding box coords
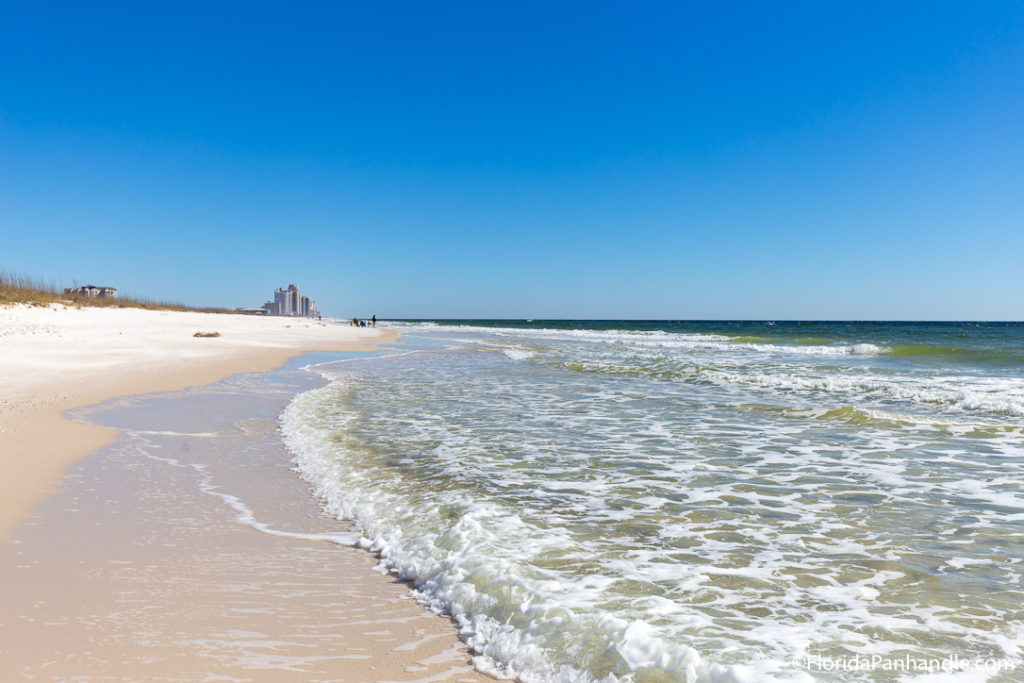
[282,383,779,682]
[703,368,1024,417]
[542,340,1024,419]
[502,347,536,361]
[388,321,891,358]
[281,325,1024,681]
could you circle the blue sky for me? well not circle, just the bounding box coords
[2,1,1022,319]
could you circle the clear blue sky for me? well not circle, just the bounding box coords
[2,1,1022,319]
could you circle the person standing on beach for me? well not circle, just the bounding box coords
[372,315,376,328]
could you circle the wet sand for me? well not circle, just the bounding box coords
[0,353,495,681]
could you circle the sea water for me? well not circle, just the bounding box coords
[280,321,1024,682]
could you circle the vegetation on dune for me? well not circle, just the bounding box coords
[0,269,232,313]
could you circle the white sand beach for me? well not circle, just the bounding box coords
[0,304,493,681]
[0,303,391,536]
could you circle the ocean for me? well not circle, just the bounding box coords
[281,321,1024,682]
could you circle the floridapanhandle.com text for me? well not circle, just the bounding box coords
[792,653,1018,675]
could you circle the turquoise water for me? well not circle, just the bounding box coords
[282,321,1024,682]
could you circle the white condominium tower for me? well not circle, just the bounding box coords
[264,283,318,317]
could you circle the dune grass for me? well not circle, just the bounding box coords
[0,270,232,313]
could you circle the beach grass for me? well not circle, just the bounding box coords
[0,270,231,313]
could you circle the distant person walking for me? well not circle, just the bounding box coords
[372,315,376,328]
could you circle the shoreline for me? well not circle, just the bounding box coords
[0,303,396,538]
[1,304,497,680]
[1,343,495,680]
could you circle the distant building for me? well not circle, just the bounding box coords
[271,284,301,316]
[64,285,117,300]
[262,284,318,317]
[273,287,290,315]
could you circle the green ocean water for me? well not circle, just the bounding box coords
[284,321,1024,682]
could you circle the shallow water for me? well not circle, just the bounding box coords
[282,321,1024,682]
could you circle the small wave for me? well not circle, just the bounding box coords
[735,403,917,429]
[559,358,697,381]
[390,322,895,358]
[709,369,1024,418]
[557,358,1024,418]
[711,341,888,356]
[888,344,970,358]
[386,321,731,344]
[814,406,916,428]
[886,344,1024,365]
[501,347,536,361]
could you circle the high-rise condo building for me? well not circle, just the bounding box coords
[264,284,318,317]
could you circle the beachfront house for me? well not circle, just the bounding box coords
[64,285,118,300]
